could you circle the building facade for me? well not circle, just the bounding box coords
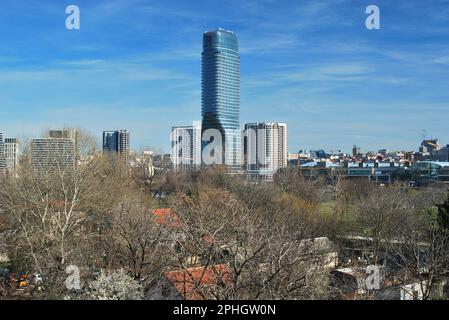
[411,161,449,185]
[244,122,288,181]
[103,130,130,164]
[201,29,241,169]
[31,138,75,173]
[49,128,77,140]
[431,145,449,162]
[5,138,19,176]
[352,145,361,157]
[171,124,201,171]
[0,133,6,175]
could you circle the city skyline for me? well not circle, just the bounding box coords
[1,0,449,153]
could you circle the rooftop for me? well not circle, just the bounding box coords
[152,208,185,229]
[164,264,232,300]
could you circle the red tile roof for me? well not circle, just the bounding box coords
[152,208,185,229]
[164,264,233,300]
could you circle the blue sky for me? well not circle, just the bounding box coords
[0,0,449,153]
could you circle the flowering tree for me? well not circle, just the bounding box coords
[88,269,143,300]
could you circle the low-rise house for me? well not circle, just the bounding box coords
[148,264,233,300]
[379,281,428,300]
[330,265,441,300]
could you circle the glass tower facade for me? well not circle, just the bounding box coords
[201,29,241,169]
[103,130,130,164]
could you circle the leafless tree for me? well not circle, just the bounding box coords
[386,193,449,300]
[353,184,415,265]
[0,132,130,297]
[165,178,333,300]
[110,191,171,290]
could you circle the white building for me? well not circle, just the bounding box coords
[5,138,19,176]
[0,132,6,175]
[171,124,201,171]
[31,138,75,173]
[244,122,288,181]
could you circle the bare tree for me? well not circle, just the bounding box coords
[165,179,332,300]
[110,192,169,287]
[0,134,130,298]
[353,184,414,265]
[386,192,449,300]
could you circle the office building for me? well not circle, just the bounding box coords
[171,124,201,171]
[201,29,241,169]
[31,138,75,173]
[244,122,287,181]
[103,130,130,164]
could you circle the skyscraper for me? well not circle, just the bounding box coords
[352,145,361,157]
[103,130,130,164]
[244,122,288,181]
[201,28,241,169]
[171,124,201,171]
[0,133,6,175]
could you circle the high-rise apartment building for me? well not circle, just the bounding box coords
[0,133,6,175]
[31,138,75,173]
[352,145,361,157]
[49,128,79,158]
[201,28,241,169]
[103,130,130,164]
[171,124,201,171]
[5,138,19,176]
[49,128,77,140]
[244,122,288,181]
